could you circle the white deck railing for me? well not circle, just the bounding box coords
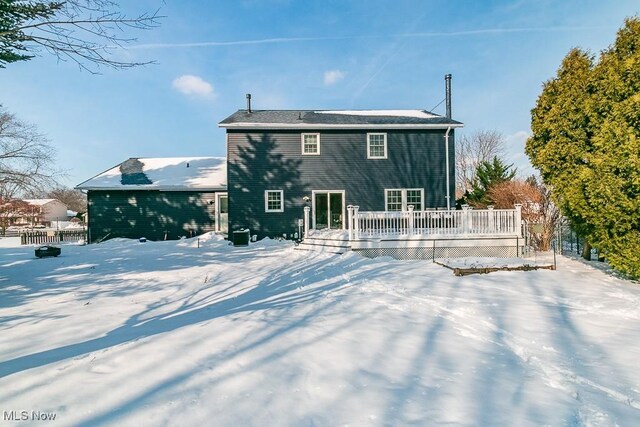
[349,205,521,240]
[302,205,522,241]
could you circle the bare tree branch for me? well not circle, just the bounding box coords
[488,178,562,251]
[455,130,506,196]
[0,106,60,198]
[1,1,163,72]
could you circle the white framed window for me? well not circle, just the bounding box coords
[385,188,424,211]
[367,133,387,159]
[301,133,320,155]
[406,189,423,210]
[386,189,403,211]
[265,190,284,212]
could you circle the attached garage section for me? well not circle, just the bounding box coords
[77,157,227,243]
[86,190,220,242]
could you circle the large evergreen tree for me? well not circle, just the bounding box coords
[526,17,640,278]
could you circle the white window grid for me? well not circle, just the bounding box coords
[367,133,387,159]
[301,133,320,155]
[406,189,423,211]
[386,190,403,211]
[264,190,284,212]
[385,188,424,211]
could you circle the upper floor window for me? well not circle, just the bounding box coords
[367,133,387,159]
[385,188,423,211]
[265,190,284,212]
[301,133,320,155]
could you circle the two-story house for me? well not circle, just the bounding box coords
[219,92,462,240]
[76,75,523,257]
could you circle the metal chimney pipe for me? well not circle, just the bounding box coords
[445,74,452,119]
[246,93,252,113]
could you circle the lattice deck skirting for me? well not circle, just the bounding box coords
[354,245,519,260]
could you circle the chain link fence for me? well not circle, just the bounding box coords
[522,220,602,261]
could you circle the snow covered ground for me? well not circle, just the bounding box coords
[1,235,639,426]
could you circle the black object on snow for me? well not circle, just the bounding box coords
[35,245,61,258]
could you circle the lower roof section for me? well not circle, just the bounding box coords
[76,157,227,192]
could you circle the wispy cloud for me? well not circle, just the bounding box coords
[172,75,214,97]
[130,26,611,50]
[323,70,345,86]
[401,26,609,38]
[131,36,352,49]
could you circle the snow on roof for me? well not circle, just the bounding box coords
[314,110,439,119]
[23,199,61,206]
[77,157,227,191]
[219,109,463,128]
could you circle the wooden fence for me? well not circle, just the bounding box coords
[21,230,87,245]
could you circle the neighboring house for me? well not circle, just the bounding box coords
[76,157,227,243]
[219,97,462,239]
[21,199,68,226]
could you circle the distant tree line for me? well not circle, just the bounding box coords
[0,105,86,232]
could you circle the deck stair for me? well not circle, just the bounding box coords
[295,234,351,254]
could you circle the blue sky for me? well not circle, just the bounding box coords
[1,0,638,187]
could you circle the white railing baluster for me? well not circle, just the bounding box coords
[348,207,522,239]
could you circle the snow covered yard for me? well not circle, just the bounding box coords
[1,236,639,426]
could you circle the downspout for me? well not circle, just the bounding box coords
[444,74,453,211]
[445,126,452,210]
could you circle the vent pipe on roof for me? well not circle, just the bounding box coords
[445,74,452,119]
[246,93,252,113]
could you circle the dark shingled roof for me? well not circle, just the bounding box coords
[219,110,463,128]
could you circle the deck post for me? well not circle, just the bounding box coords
[487,205,494,233]
[347,205,354,241]
[303,206,310,237]
[462,204,470,234]
[353,205,360,239]
[514,204,523,237]
[408,205,414,235]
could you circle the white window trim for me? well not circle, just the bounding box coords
[367,132,387,159]
[384,188,424,211]
[384,188,403,212]
[301,133,321,155]
[264,190,284,213]
[214,192,228,232]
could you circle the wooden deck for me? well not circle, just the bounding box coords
[299,206,524,259]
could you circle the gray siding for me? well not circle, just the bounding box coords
[227,129,455,239]
[87,190,217,242]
